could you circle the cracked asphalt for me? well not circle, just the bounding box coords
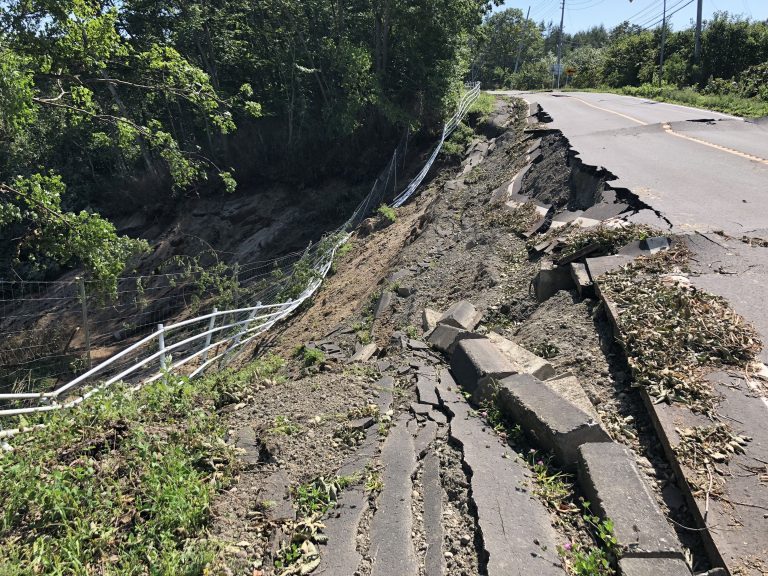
[494,90,768,237]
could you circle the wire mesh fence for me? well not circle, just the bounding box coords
[0,83,481,432]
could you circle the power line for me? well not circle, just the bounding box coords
[640,0,695,30]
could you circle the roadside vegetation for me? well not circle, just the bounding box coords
[473,10,768,118]
[0,355,284,575]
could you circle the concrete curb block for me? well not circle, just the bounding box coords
[497,374,611,469]
[427,323,484,354]
[577,443,684,559]
[618,554,693,575]
[450,338,516,395]
[486,331,556,380]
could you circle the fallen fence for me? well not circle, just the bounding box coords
[0,82,481,434]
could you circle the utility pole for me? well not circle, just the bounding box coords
[513,6,531,75]
[659,0,667,87]
[556,0,565,89]
[694,0,703,67]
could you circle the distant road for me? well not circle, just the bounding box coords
[493,90,768,237]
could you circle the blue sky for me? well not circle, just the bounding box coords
[492,0,768,33]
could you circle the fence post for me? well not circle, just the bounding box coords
[157,323,167,371]
[76,276,92,370]
[201,307,217,363]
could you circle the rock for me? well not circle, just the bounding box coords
[374,291,395,319]
[397,286,415,297]
[422,308,441,332]
[438,300,483,331]
[350,343,377,363]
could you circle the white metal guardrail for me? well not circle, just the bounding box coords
[0,83,481,435]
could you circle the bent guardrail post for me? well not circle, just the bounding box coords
[76,276,92,370]
[201,307,217,364]
[157,324,167,371]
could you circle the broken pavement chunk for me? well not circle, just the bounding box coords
[437,300,483,331]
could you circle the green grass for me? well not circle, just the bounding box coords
[468,92,496,122]
[376,204,397,224]
[618,84,768,118]
[558,84,768,118]
[0,356,284,576]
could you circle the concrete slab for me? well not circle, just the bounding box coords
[450,338,517,395]
[585,254,636,281]
[486,331,556,380]
[450,400,566,576]
[582,202,630,221]
[414,420,438,458]
[498,374,610,469]
[557,242,602,265]
[422,450,445,576]
[637,373,768,575]
[437,300,483,331]
[416,374,440,406]
[618,557,692,576]
[577,443,683,558]
[257,469,295,522]
[317,486,367,575]
[350,342,377,362]
[435,369,465,408]
[370,417,418,576]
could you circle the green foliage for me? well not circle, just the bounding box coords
[294,345,325,368]
[467,92,496,121]
[0,176,148,294]
[376,204,397,224]
[441,121,475,162]
[620,83,768,118]
[269,415,302,435]
[293,476,353,517]
[0,372,241,575]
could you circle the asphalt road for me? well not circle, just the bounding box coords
[494,90,768,237]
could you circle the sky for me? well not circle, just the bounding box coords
[492,0,768,34]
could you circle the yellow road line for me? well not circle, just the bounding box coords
[566,94,768,166]
[662,123,768,166]
[568,95,648,125]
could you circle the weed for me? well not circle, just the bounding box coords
[441,121,475,162]
[403,324,420,339]
[336,241,354,259]
[294,345,325,368]
[377,204,397,224]
[270,415,301,435]
[365,471,384,493]
[294,476,354,517]
[532,339,559,359]
[526,450,574,511]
